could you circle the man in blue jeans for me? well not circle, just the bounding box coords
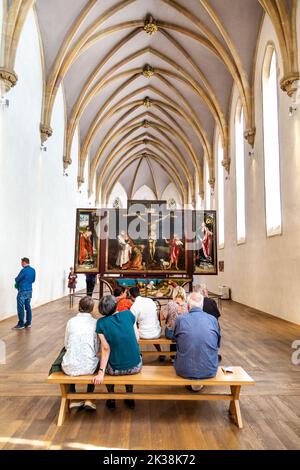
[13,257,36,330]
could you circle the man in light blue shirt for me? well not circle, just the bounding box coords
[13,257,36,330]
[173,292,221,380]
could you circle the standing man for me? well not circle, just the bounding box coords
[13,257,36,330]
[85,273,97,297]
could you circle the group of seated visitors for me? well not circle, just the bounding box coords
[60,283,221,410]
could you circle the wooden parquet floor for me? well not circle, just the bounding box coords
[0,294,300,450]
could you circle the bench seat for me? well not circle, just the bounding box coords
[138,337,174,345]
[47,365,254,428]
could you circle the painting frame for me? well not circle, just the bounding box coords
[193,210,218,275]
[74,208,101,273]
[104,202,188,275]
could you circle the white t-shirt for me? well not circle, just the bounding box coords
[131,296,162,339]
[62,313,99,376]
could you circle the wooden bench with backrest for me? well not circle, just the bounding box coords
[47,365,254,428]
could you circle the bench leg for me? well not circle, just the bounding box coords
[229,386,243,429]
[57,384,69,427]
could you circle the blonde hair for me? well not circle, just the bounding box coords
[172,286,187,301]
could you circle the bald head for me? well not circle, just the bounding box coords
[187,291,204,310]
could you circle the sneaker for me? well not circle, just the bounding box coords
[191,385,204,392]
[69,400,85,410]
[124,399,135,409]
[106,399,116,410]
[84,400,96,411]
[12,324,25,330]
[24,323,32,328]
[185,385,204,393]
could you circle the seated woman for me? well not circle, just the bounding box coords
[161,286,188,340]
[61,296,99,411]
[93,295,142,410]
[113,286,133,312]
[160,287,188,360]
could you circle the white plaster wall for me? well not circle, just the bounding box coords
[298,1,300,70]
[132,185,157,200]
[107,182,128,208]
[161,182,182,209]
[0,9,90,320]
[0,1,3,62]
[198,14,300,325]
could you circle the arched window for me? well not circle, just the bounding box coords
[205,159,211,210]
[217,138,225,248]
[235,104,246,243]
[262,48,282,236]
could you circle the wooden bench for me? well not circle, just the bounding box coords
[47,365,254,428]
[138,337,174,356]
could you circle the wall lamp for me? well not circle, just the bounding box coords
[0,97,9,109]
[289,80,300,116]
[289,105,297,117]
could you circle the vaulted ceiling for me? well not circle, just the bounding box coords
[2,1,299,205]
[29,1,287,204]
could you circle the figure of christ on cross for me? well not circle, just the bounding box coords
[134,210,174,264]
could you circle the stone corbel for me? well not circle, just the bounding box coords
[208,178,215,192]
[280,73,300,97]
[244,128,256,148]
[40,124,53,143]
[221,159,231,174]
[77,175,85,188]
[0,68,18,95]
[63,156,72,170]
